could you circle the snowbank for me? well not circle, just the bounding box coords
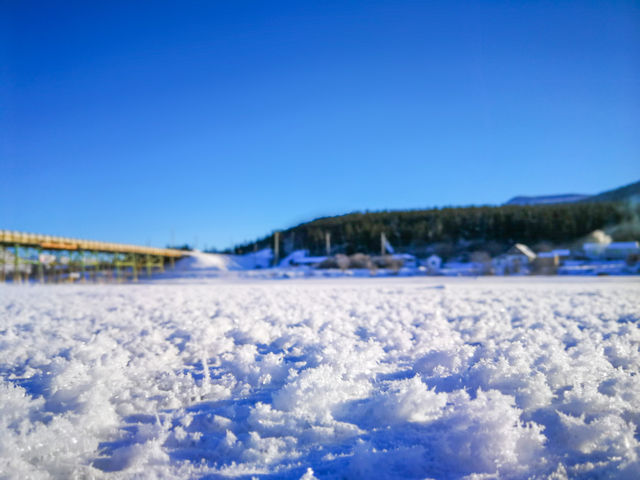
[173,250,238,271]
[158,249,274,280]
[1,278,639,478]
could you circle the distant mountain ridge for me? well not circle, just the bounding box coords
[505,194,590,206]
[231,180,639,258]
[505,180,640,206]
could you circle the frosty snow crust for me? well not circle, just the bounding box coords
[0,280,639,479]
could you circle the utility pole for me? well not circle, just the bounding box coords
[381,233,386,256]
[325,232,331,256]
[273,232,280,267]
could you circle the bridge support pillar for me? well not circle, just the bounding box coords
[80,250,86,283]
[38,248,44,283]
[115,254,121,282]
[14,244,20,284]
[1,246,5,282]
[132,254,138,282]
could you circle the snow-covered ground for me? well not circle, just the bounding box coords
[1,277,639,479]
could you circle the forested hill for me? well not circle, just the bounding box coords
[581,180,640,204]
[230,180,640,258]
[234,200,638,259]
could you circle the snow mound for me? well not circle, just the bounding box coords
[164,249,275,280]
[175,250,238,271]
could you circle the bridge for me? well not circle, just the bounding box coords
[0,230,186,283]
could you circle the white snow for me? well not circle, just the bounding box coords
[279,250,327,267]
[161,249,274,279]
[172,250,239,272]
[1,277,639,479]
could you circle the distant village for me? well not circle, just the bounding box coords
[274,232,640,276]
[2,228,639,282]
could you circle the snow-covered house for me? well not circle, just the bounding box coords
[534,249,571,273]
[552,249,571,258]
[584,241,640,260]
[604,242,639,260]
[391,253,417,268]
[537,249,570,260]
[278,250,327,268]
[441,261,486,276]
[583,242,608,258]
[424,254,442,274]
[512,243,536,261]
[493,243,536,275]
[532,255,558,274]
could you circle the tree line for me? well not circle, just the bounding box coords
[233,201,637,259]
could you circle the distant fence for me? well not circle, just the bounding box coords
[0,230,186,283]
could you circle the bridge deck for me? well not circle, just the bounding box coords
[0,230,184,257]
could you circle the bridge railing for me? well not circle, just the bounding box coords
[0,230,186,283]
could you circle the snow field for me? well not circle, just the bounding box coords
[0,279,639,479]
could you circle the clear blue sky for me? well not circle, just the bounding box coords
[2,1,638,250]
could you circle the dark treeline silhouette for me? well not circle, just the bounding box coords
[235,202,638,259]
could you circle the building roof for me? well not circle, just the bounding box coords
[509,243,536,261]
[606,242,639,249]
